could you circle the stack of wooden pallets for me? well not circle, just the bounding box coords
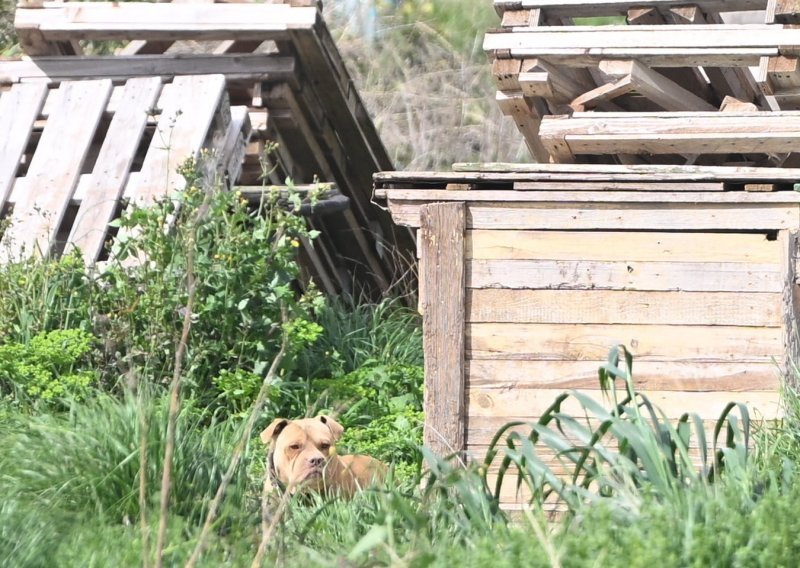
[486,0,800,165]
[0,0,412,297]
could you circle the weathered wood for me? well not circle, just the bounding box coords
[446,162,800,182]
[494,91,550,162]
[0,54,296,84]
[379,189,800,204]
[466,289,782,326]
[539,111,800,156]
[421,202,466,458]
[511,181,724,190]
[126,74,226,205]
[467,259,782,292]
[468,388,783,420]
[493,0,767,17]
[387,200,800,230]
[0,83,48,212]
[467,323,783,363]
[65,77,162,264]
[782,230,800,385]
[1,80,113,261]
[15,2,318,55]
[467,230,780,263]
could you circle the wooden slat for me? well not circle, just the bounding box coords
[468,259,782,292]
[126,74,226,205]
[1,80,113,260]
[467,230,779,263]
[493,0,767,17]
[483,25,788,67]
[445,162,800,181]
[468,388,783,420]
[65,77,162,264]
[15,2,318,55]
[421,202,466,458]
[467,360,781,391]
[510,181,724,190]
[539,111,800,157]
[0,54,296,84]
[379,189,800,204]
[0,83,49,212]
[467,323,783,363]
[466,289,782,326]
[387,201,800,230]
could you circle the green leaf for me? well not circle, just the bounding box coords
[347,525,388,560]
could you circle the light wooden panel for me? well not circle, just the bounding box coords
[467,360,781,391]
[420,202,466,458]
[1,80,113,261]
[467,230,779,263]
[468,388,783,420]
[467,289,782,326]
[0,83,49,212]
[492,0,767,17]
[467,323,783,363]
[468,259,781,292]
[387,201,800,230]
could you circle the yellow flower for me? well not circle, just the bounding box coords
[290,239,300,248]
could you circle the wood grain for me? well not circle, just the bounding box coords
[466,289,782,326]
[467,323,783,363]
[421,202,467,458]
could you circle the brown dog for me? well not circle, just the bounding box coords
[260,415,387,498]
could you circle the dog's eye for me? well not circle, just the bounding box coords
[320,443,331,451]
[288,444,301,451]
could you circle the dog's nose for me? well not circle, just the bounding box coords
[308,456,324,468]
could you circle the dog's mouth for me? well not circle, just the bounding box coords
[302,468,323,481]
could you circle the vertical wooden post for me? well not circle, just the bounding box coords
[420,202,466,459]
[782,230,800,386]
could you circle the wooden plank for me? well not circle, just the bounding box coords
[467,323,783,364]
[539,111,800,156]
[0,54,296,84]
[466,289,782,326]
[493,0,767,17]
[421,202,466,458]
[495,91,550,162]
[468,388,783,420]
[387,201,800,230]
[15,2,318,54]
[65,77,162,264]
[1,80,113,261]
[511,181,724,190]
[0,83,49,212]
[627,61,718,111]
[126,74,226,205]
[379,189,800,204]
[468,259,782,292]
[467,230,780,263]
[446,162,800,181]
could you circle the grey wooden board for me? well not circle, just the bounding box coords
[1,79,113,261]
[0,83,49,211]
[66,76,163,264]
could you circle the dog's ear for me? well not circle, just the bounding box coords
[260,418,289,445]
[318,415,344,441]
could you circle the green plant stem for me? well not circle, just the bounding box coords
[155,192,211,568]
[138,380,150,568]
[251,472,292,568]
[185,305,289,568]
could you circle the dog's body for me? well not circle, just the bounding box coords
[260,415,387,498]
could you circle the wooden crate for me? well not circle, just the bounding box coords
[375,164,794,510]
[0,74,248,264]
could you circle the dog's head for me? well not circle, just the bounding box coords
[260,415,344,492]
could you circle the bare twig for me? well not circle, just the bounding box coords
[185,305,290,568]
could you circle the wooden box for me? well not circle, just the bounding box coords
[376,163,797,510]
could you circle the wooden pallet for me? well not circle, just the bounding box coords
[8,0,416,298]
[0,74,249,264]
[484,0,800,165]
